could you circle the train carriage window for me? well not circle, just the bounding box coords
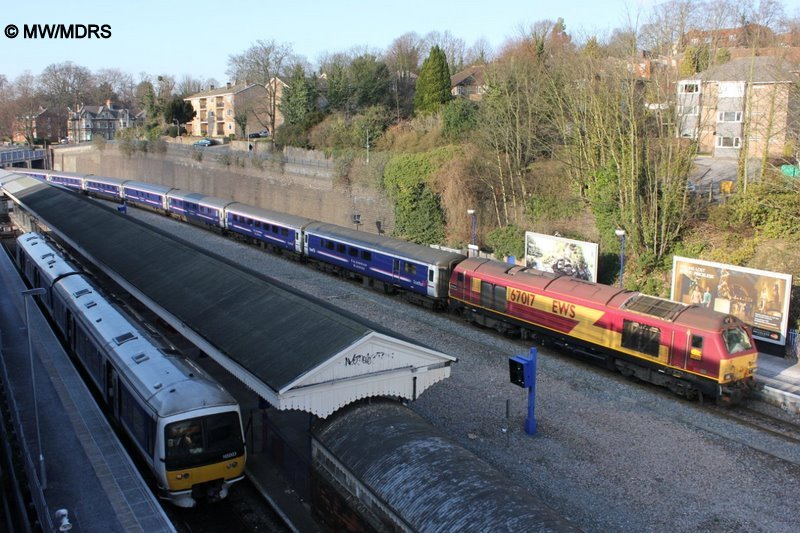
[337,243,346,253]
[690,335,703,360]
[272,225,279,234]
[246,218,253,226]
[404,262,418,275]
[621,320,661,358]
[361,250,372,261]
[120,386,154,455]
[281,228,289,237]
[325,240,334,250]
[254,220,262,228]
[348,247,359,257]
[429,269,434,282]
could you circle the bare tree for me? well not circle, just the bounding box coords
[11,72,42,144]
[227,39,294,135]
[93,68,135,105]
[423,30,466,74]
[384,32,423,119]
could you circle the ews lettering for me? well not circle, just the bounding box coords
[551,300,576,318]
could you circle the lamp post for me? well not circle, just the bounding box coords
[467,209,477,256]
[615,229,626,288]
[22,287,47,489]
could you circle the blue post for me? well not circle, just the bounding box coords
[524,347,538,435]
[509,347,538,436]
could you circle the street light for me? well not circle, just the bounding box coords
[22,287,47,490]
[467,209,477,256]
[615,229,626,288]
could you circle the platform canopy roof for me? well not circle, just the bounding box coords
[0,170,456,417]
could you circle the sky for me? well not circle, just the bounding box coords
[2,0,799,85]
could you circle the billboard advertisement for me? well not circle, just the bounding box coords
[524,232,599,282]
[670,256,793,345]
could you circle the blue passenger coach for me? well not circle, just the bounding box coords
[85,175,126,201]
[45,171,89,191]
[224,203,313,254]
[303,222,466,306]
[166,191,231,228]
[122,181,174,211]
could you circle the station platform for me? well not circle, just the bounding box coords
[754,351,800,413]
[0,246,174,532]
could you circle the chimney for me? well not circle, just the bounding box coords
[226,81,231,89]
[106,99,111,109]
[210,84,215,90]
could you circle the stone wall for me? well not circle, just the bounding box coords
[52,142,394,235]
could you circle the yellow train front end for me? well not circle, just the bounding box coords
[716,323,760,404]
[157,409,247,508]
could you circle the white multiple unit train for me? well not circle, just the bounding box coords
[15,232,246,508]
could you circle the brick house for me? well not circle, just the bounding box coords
[12,106,61,143]
[184,83,270,139]
[676,56,800,159]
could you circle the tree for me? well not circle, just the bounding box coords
[38,62,93,138]
[350,54,393,110]
[279,63,317,127]
[11,72,41,144]
[227,39,294,136]
[163,97,195,131]
[384,33,423,120]
[414,46,452,116]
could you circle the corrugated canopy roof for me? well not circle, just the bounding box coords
[1,171,455,417]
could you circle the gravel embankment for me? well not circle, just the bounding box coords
[120,205,800,532]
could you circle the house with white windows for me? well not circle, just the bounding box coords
[676,56,800,158]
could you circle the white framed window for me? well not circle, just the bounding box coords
[718,111,742,122]
[716,136,741,148]
[680,82,699,94]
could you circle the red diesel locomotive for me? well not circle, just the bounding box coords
[449,257,758,403]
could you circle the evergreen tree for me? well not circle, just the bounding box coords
[414,46,452,115]
[279,64,316,126]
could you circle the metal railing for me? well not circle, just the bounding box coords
[0,149,46,165]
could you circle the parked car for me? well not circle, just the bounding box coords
[193,138,215,147]
[248,130,269,139]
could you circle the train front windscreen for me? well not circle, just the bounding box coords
[165,412,243,470]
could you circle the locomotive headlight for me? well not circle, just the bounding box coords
[724,373,734,382]
[176,473,190,480]
[226,461,239,469]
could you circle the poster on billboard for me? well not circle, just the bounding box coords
[670,256,793,345]
[524,232,599,282]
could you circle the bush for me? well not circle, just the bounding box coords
[485,225,525,259]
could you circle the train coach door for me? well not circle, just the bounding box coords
[106,365,120,419]
[392,259,400,282]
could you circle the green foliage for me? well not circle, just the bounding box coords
[279,64,317,127]
[680,45,711,76]
[350,54,393,109]
[414,46,452,116]
[712,181,800,238]
[274,123,310,149]
[163,97,195,126]
[587,165,622,251]
[485,225,525,259]
[383,147,458,244]
[441,98,478,140]
[526,193,582,221]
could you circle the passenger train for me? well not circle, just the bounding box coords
[10,170,759,403]
[14,231,247,507]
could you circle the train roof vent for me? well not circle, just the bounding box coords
[153,382,163,390]
[73,288,92,298]
[41,252,54,260]
[113,332,137,345]
[621,294,687,321]
[85,301,97,309]
[131,353,149,364]
[47,260,56,267]
[25,235,38,242]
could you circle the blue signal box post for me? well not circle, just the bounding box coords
[509,347,538,435]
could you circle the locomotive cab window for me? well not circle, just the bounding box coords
[723,326,753,355]
[690,335,703,360]
[621,320,661,358]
